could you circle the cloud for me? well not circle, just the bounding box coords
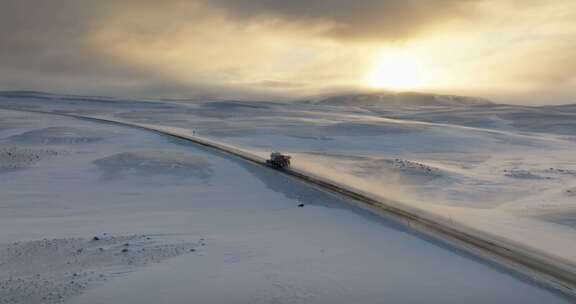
[0,1,149,88]
[206,0,481,41]
[0,0,575,103]
[0,0,366,97]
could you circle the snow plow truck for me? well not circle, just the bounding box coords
[266,152,291,169]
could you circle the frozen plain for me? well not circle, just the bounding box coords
[0,91,575,303]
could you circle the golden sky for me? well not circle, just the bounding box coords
[1,0,575,103]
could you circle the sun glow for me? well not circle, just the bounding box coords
[366,53,427,91]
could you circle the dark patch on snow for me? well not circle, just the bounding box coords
[93,150,212,181]
[9,127,115,145]
[0,146,68,171]
[503,169,553,180]
[0,235,200,304]
[547,168,576,176]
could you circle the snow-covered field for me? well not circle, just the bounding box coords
[0,91,575,303]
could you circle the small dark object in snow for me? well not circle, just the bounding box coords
[121,248,129,253]
[123,243,130,246]
[92,236,100,241]
[298,203,305,207]
[190,248,196,252]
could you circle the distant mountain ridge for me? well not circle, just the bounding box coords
[3,89,574,108]
[0,90,138,103]
[304,91,493,107]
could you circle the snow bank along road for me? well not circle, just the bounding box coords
[5,107,576,298]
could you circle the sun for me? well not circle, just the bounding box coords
[366,53,426,91]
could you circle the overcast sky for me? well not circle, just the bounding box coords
[1,0,575,103]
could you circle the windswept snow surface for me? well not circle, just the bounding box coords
[3,92,574,263]
[0,93,575,302]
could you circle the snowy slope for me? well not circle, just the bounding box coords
[1,92,576,302]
